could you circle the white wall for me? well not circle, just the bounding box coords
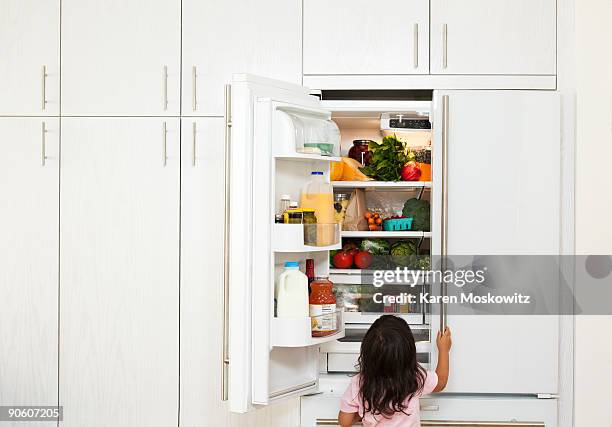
[574,0,612,425]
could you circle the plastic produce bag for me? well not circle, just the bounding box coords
[342,190,368,231]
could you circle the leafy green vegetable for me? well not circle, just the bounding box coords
[359,239,391,255]
[390,241,417,267]
[402,198,431,231]
[360,135,408,181]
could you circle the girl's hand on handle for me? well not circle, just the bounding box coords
[436,327,452,353]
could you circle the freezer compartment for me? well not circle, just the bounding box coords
[301,392,557,427]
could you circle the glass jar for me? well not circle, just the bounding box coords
[283,209,303,224]
[348,140,373,166]
[334,193,350,225]
[309,277,337,337]
[302,208,318,245]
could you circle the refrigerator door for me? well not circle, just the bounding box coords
[430,90,560,394]
[226,74,335,413]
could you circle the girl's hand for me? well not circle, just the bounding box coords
[437,327,452,353]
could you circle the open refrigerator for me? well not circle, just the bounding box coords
[224,74,561,426]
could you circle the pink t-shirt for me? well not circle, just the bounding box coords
[340,371,438,427]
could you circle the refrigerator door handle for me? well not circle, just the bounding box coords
[440,94,449,332]
[316,421,544,427]
[221,84,232,401]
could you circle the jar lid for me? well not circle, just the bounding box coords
[302,208,315,213]
[353,139,374,144]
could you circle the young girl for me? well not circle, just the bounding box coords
[338,315,452,426]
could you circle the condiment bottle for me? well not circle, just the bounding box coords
[309,277,337,337]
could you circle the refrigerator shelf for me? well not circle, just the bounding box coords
[274,153,342,162]
[271,311,345,348]
[332,180,432,189]
[273,223,341,252]
[341,230,431,238]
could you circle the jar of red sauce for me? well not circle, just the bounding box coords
[348,140,373,166]
[309,277,337,337]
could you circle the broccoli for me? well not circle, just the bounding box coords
[402,198,431,231]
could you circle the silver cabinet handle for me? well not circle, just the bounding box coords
[41,65,47,110]
[163,66,168,111]
[41,122,47,166]
[192,121,197,166]
[192,66,197,111]
[221,84,232,401]
[414,23,419,69]
[440,95,449,332]
[421,405,440,411]
[442,24,448,69]
[162,122,167,166]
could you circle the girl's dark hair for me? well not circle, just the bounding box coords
[357,315,426,418]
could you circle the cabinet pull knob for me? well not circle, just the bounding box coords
[414,23,419,69]
[443,24,448,69]
[41,121,47,166]
[41,65,47,110]
[192,122,197,166]
[162,121,167,166]
[163,66,168,111]
[192,66,197,111]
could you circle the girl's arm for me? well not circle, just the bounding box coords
[338,411,360,427]
[433,327,452,392]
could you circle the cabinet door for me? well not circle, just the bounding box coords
[179,118,227,423]
[303,0,429,75]
[430,0,556,74]
[0,119,59,417]
[431,91,560,394]
[60,118,179,427]
[61,1,180,116]
[182,0,302,116]
[0,1,59,115]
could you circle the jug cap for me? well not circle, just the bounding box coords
[284,261,300,268]
[311,171,324,175]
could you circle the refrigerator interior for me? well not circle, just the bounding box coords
[319,99,435,380]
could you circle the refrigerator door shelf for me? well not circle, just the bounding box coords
[272,311,345,348]
[273,223,341,252]
[274,105,341,158]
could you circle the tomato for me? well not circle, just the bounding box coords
[333,251,354,269]
[354,251,373,269]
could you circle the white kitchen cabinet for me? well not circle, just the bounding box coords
[0,1,59,115]
[182,0,301,116]
[179,117,227,423]
[61,0,180,116]
[179,117,302,427]
[430,0,556,75]
[303,0,429,75]
[60,118,179,427]
[431,90,560,394]
[0,119,59,419]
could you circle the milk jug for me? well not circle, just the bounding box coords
[276,262,309,318]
